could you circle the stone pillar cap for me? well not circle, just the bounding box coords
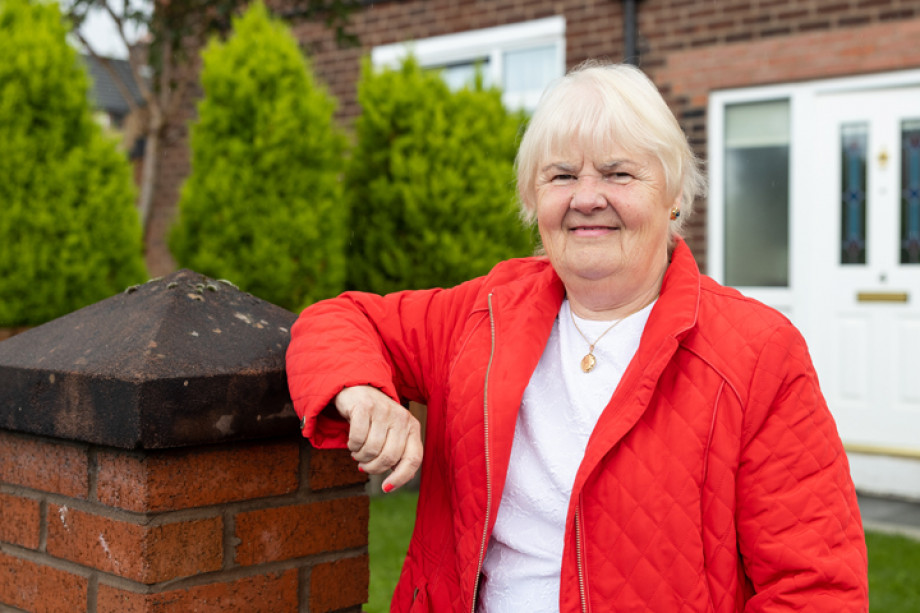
[0,270,300,449]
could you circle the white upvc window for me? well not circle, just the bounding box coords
[371,16,566,112]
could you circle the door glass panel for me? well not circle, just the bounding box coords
[902,119,920,264]
[724,100,790,286]
[841,123,868,265]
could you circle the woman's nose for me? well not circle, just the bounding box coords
[570,177,607,212]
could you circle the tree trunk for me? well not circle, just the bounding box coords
[137,119,160,230]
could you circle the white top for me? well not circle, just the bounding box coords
[478,298,654,612]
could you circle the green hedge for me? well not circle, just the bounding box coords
[0,0,147,327]
[345,57,534,294]
[169,1,347,311]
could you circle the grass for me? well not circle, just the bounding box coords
[367,491,419,613]
[367,492,920,612]
[866,531,920,611]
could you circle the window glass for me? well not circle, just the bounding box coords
[724,100,790,286]
[438,60,491,90]
[902,119,920,264]
[502,45,557,107]
[840,123,868,265]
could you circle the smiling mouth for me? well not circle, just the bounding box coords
[570,225,619,232]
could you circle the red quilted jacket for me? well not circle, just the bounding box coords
[286,240,868,612]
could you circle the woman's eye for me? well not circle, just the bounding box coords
[605,172,632,181]
[552,174,576,183]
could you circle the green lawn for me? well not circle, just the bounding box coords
[367,491,419,613]
[866,530,920,611]
[368,492,920,612]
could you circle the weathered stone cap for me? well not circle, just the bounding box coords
[0,270,300,449]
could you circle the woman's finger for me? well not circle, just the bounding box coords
[359,409,412,472]
[381,422,424,493]
[343,399,372,454]
[334,385,390,454]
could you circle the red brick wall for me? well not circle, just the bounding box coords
[0,430,368,613]
[148,0,920,275]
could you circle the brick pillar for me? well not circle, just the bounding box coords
[0,271,368,613]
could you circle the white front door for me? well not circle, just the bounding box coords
[804,87,920,486]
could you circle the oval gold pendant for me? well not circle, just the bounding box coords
[580,353,596,373]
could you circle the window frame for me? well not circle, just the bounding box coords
[708,84,799,315]
[371,16,566,111]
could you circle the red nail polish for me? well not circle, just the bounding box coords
[383,483,394,494]
[357,466,364,473]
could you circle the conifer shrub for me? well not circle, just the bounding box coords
[170,1,347,311]
[345,57,534,294]
[0,0,147,327]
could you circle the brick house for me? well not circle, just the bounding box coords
[151,0,920,499]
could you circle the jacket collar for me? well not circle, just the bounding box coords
[490,239,701,347]
[647,238,701,342]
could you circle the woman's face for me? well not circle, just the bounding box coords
[535,144,678,296]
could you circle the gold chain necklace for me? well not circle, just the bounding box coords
[569,308,625,373]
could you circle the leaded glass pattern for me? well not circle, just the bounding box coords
[902,119,920,264]
[841,123,868,265]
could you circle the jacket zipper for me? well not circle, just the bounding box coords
[575,505,588,613]
[470,293,497,613]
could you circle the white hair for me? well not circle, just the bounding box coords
[516,61,706,241]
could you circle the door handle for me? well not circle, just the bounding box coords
[856,291,909,303]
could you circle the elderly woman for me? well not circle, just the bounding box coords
[286,62,868,612]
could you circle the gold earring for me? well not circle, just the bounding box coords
[670,208,681,220]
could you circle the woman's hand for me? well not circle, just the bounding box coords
[334,385,423,493]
